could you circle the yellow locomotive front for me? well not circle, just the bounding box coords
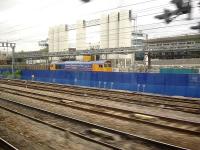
[92,60,112,72]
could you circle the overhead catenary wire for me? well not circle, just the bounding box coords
[14,21,200,44]
[1,5,199,39]
[1,0,199,51]
[0,0,162,27]
[11,16,200,42]
[1,0,199,37]
[5,15,200,44]
[0,4,168,35]
[79,0,162,16]
[1,0,199,35]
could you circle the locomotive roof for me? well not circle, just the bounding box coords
[52,60,109,65]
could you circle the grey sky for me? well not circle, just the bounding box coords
[0,0,18,11]
[0,0,199,51]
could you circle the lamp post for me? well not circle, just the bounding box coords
[0,42,16,78]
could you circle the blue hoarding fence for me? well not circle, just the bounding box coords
[0,69,200,98]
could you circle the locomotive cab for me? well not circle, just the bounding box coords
[92,60,112,72]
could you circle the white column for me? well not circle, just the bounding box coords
[58,24,68,51]
[109,12,119,48]
[76,20,86,50]
[119,10,132,48]
[125,58,127,68]
[131,52,135,66]
[53,26,59,52]
[100,14,109,49]
[48,27,54,52]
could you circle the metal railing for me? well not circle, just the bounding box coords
[12,43,200,59]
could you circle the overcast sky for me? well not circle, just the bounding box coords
[0,0,199,52]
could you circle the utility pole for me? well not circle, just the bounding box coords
[11,44,15,78]
[144,34,151,72]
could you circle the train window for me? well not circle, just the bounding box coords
[104,61,111,67]
[99,64,103,68]
[56,64,62,69]
[107,63,111,67]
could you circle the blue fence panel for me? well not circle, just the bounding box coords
[22,70,200,98]
[0,69,200,98]
[0,69,11,73]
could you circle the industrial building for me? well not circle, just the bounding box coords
[1,9,199,72]
[48,10,133,51]
[135,34,200,71]
[47,10,200,72]
[47,9,145,71]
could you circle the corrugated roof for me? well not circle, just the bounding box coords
[148,34,200,43]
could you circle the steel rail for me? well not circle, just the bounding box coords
[0,79,199,114]
[23,83,200,114]
[0,99,122,150]
[1,86,200,136]
[2,78,200,104]
[0,97,189,150]
[0,138,18,150]
[5,78,200,105]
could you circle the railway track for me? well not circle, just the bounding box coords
[29,84,200,114]
[0,97,189,150]
[2,78,200,106]
[0,78,199,114]
[25,78,200,103]
[0,138,18,150]
[1,85,200,136]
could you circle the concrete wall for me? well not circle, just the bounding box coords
[100,10,133,49]
[48,25,68,52]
